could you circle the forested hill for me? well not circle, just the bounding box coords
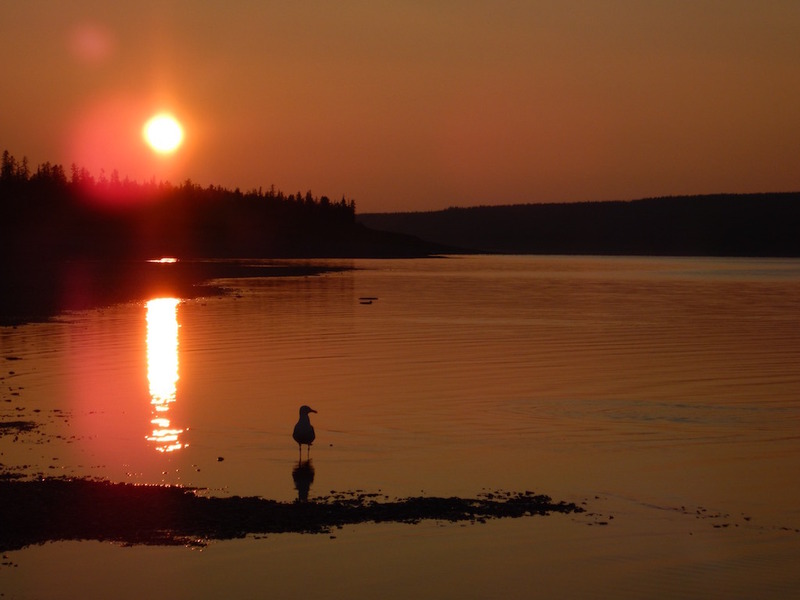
[0,151,443,260]
[358,193,800,257]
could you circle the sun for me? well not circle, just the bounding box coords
[143,113,184,154]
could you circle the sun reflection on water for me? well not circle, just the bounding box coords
[145,297,185,452]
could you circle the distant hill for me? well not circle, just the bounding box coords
[358,193,800,257]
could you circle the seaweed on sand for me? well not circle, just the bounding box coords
[0,477,583,552]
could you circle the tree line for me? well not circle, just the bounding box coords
[1,150,361,259]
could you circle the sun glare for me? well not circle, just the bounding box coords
[143,113,184,154]
[146,298,185,452]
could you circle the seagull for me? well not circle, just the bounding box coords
[292,405,317,460]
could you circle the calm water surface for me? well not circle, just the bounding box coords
[3,255,800,598]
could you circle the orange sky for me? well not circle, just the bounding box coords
[2,2,799,212]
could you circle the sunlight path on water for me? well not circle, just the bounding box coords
[145,298,184,453]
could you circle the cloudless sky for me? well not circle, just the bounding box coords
[2,1,799,212]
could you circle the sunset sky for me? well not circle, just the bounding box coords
[2,1,799,212]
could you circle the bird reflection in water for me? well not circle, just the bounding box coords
[145,298,185,453]
[292,460,315,502]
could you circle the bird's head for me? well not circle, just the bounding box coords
[299,405,317,415]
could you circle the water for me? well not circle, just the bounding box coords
[3,255,800,598]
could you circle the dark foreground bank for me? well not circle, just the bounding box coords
[0,477,583,552]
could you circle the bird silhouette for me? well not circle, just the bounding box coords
[292,405,317,461]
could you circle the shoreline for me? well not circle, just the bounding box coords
[0,258,352,327]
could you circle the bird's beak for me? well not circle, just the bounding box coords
[310,408,318,413]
